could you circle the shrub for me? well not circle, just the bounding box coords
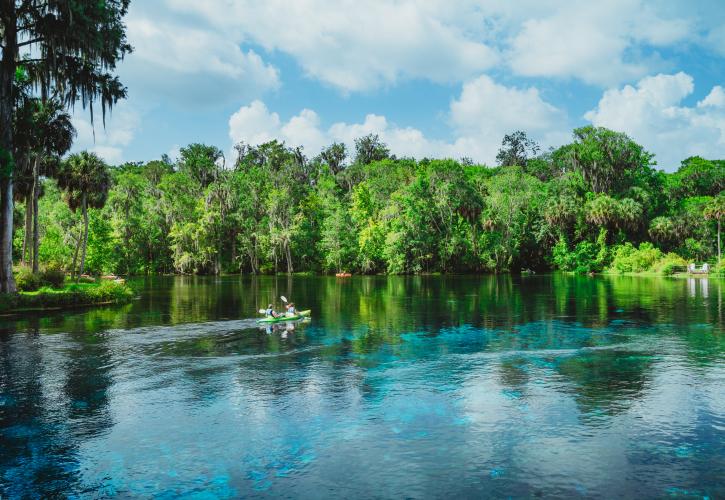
[651,253,688,276]
[14,266,41,292]
[40,266,65,289]
[6,280,135,312]
[713,261,725,276]
[610,242,663,273]
[609,243,688,274]
[553,229,609,274]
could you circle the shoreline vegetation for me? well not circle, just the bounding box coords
[18,129,723,282]
[7,108,725,300]
[0,278,134,315]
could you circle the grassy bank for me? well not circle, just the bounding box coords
[0,280,135,314]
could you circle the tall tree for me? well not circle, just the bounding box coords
[0,0,131,292]
[354,134,390,165]
[319,142,347,175]
[28,98,74,272]
[496,131,540,167]
[704,194,725,264]
[57,151,111,278]
[566,126,653,195]
[178,143,223,188]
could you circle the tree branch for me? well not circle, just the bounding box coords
[17,37,43,48]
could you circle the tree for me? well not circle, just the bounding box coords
[671,157,725,198]
[178,143,223,188]
[704,194,725,264]
[57,152,111,278]
[566,126,653,194]
[319,142,347,175]
[14,97,74,272]
[0,0,131,292]
[496,131,540,167]
[354,134,390,165]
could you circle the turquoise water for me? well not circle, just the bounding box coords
[1,274,723,498]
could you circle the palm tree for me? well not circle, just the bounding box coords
[704,195,725,265]
[16,98,75,272]
[57,152,111,278]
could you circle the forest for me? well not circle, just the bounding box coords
[13,123,725,279]
[1,2,723,288]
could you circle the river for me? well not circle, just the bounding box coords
[1,275,723,498]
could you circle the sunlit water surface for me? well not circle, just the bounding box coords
[1,275,723,498]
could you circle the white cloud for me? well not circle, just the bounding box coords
[585,72,725,169]
[508,1,691,85]
[118,3,279,106]
[165,0,706,91]
[168,0,498,92]
[448,75,569,159]
[698,86,725,108]
[72,104,141,164]
[229,76,567,165]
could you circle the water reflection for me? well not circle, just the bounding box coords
[0,274,723,498]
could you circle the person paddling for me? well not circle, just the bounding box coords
[265,304,280,318]
[285,303,297,316]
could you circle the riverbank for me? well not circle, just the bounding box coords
[0,280,135,314]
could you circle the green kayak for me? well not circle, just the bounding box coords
[257,310,311,323]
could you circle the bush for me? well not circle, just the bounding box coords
[14,266,41,292]
[553,229,609,274]
[609,243,688,275]
[713,261,725,276]
[610,242,663,273]
[2,280,135,312]
[40,266,65,288]
[651,253,688,276]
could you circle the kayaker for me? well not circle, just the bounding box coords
[285,303,297,316]
[265,304,280,318]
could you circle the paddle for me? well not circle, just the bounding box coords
[280,296,288,303]
[258,308,266,314]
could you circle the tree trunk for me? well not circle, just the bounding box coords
[71,227,81,279]
[285,242,293,274]
[0,13,18,293]
[0,177,14,292]
[31,157,40,273]
[718,219,721,265]
[22,193,31,264]
[231,231,237,271]
[79,194,89,277]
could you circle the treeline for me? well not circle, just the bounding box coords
[17,127,725,276]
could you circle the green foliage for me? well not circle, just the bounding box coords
[496,131,540,167]
[40,266,66,289]
[565,126,654,194]
[553,229,609,274]
[610,242,663,273]
[8,129,724,279]
[651,253,688,276]
[14,266,41,292]
[0,281,134,313]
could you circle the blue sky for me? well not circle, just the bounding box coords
[70,0,725,171]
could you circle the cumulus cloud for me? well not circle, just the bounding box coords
[508,1,691,85]
[165,0,708,91]
[168,0,497,92]
[118,2,279,106]
[584,72,725,169]
[229,76,567,165]
[71,104,141,164]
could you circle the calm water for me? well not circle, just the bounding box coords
[1,275,723,498]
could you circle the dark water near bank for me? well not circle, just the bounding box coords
[1,274,723,498]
